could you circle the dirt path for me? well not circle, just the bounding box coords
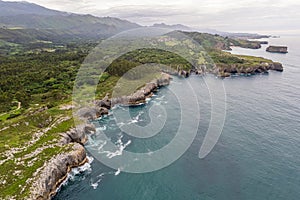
[17,102,21,110]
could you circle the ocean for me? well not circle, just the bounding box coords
[54,35,300,200]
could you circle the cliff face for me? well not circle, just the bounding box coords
[95,73,172,109]
[29,63,285,198]
[29,143,87,200]
[216,62,283,77]
[28,72,172,199]
[266,46,288,53]
[76,73,172,122]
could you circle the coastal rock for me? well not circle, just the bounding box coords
[260,41,269,45]
[216,61,283,77]
[83,73,172,117]
[77,105,110,120]
[30,143,87,200]
[178,70,189,78]
[29,72,173,199]
[157,74,171,86]
[84,123,96,135]
[143,82,158,96]
[95,94,111,109]
[99,107,109,116]
[111,73,171,107]
[77,107,100,121]
[60,125,93,145]
[269,62,284,72]
[266,46,288,53]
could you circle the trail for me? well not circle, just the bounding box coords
[0,102,22,117]
[17,102,21,110]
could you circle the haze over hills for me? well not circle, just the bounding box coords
[151,23,192,31]
[0,0,269,44]
[0,0,141,41]
[0,0,66,16]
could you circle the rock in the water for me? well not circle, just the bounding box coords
[269,62,284,72]
[266,46,288,53]
[178,70,189,78]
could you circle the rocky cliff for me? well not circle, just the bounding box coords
[266,46,288,53]
[215,62,283,77]
[29,143,87,200]
[29,72,172,199]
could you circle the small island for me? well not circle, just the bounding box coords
[266,46,288,53]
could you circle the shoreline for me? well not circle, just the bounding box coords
[37,58,284,199]
[31,72,172,200]
[48,156,89,199]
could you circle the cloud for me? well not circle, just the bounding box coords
[4,0,300,33]
[90,3,300,33]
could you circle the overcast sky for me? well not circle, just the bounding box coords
[6,0,300,34]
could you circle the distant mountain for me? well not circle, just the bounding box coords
[195,28,270,39]
[150,23,270,39]
[151,23,192,31]
[0,0,66,16]
[0,1,268,44]
[0,14,140,35]
[0,1,141,41]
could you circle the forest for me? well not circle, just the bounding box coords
[0,31,269,120]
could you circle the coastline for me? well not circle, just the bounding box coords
[48,156,88,199]
[36,57,284,199]
[53,34,300,200]
[29,143,88,200]
[31,72,172,200]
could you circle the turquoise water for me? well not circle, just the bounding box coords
[54,36,300,200]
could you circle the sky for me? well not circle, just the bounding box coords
[5,0,300,34]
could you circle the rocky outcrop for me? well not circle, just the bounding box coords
[29,143,87,200]
[29,116,97,199]
[266,46,288,53]
[269,62,284,72]
[216,62,283,77]
[95,94,111,109]
[30,72,172,199]
[237,41,261,49]
[111,73,171,106]
[60,126,92,145]
[178,70,190,78]
[259,41,268,45]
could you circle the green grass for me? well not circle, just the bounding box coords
[0,145,70,199]
[0,32,282,199]
[208,50,272,70]
[0,104,75,199]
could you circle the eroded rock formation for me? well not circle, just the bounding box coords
[216,62,283,77]
[30,72,172,199]
[29,143,87,200]
[266,46,288,53]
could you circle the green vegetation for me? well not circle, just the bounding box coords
[0,41,199,198]
[209,50,271,66]
[0,29,279,199]
[0,103,75,199]
[0,44,90,113]
[184,32,262,50]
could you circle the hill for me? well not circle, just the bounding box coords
[151,23,192,31]
[0,1,141,41]
[0,0,66,16]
